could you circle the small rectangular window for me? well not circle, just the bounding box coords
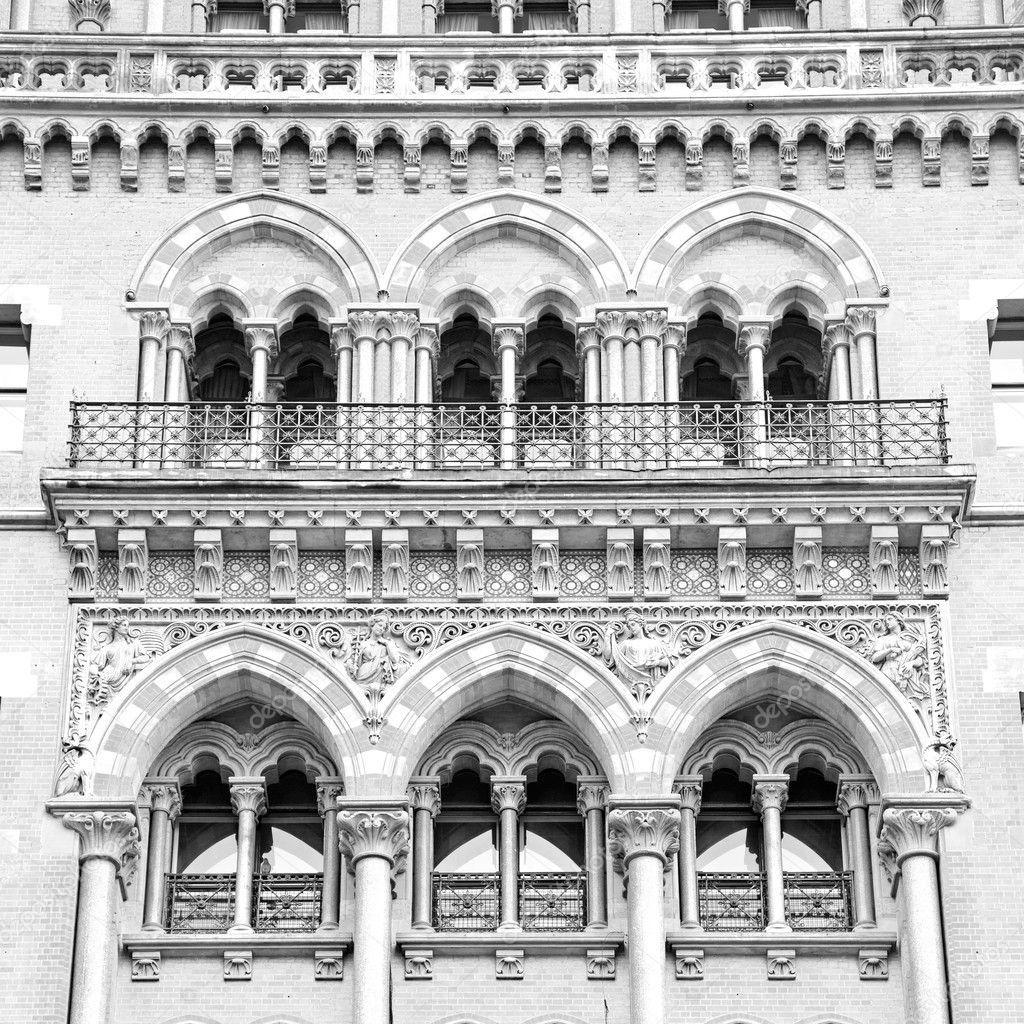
[0,323,28,453]
[990,314,1024,448]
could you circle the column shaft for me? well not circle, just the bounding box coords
[498,1,515,32]
[761,803,787,930]
[70,859,120,1024]
[604,338,625,402]
[321,811,341,930]
[833,344,852,401]
[677,807,700,930]
[191,1,207,30]
[623,338,642,402]
[392,336,411,404]
[498,805,519,928]
[857,332,878,400]
[627,854,667,1024]
[268,0,286,32]
[250,347,269,403]
[900,855,950,1024]
[353,855,393,1024]
[584,806,607,927]
[745,343,766,401]
[374,339,392,404]
[726,0,745,29]
[336,347,353,403]
[356,336,375,404]
[847,804,877,927]
[232,806,258,931]
[412,806,434,929]
[138,336,161,402]
[142,806,171,930]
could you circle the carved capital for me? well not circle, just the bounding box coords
[387,311,420,344]
[408,778,442,818]
[229,778,268,819]
[607,804,680,869]
[845,305,877,338]
[575,323,601,357]
[131,308,170,343]
[61,810,140,889]
[752,775,789,815]
[337,806,410,868]
[140,779,182,820]
[902,0,942,25]
[595,309,633,342]
[492,324,525,358]
[330,323,354,356]
[491,776,527,815]
[348,310,380,343]
[672,775,703,816]
[663,323,687,353]
[836,774,879,817]
[824,321,851,356]
[165,323,195,359]
[633,309,668,342]
[576,777,610,816]
[243,324,279,359]
[414,324,440,357]
[737,322,771,356]
[877,796,967,867]
[316,779,346,818]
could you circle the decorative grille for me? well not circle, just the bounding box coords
[746,549,795,596]
[670,550,719,598]
[147,552,194,599]
[821,547,871,597]
[95,554,118,599]
[222,553,270,601]
[165,872,323,933]
[432,872,500,932]
[519,871,587,932]
[484,551,533,599]
[898,548,923,596]
[297,552,346,601]
[164,873,235,932]
[783,871,853,931]
[559,550,608,599]
[408,552,458,600]
[253,872,323,932]
[697,871,766,931]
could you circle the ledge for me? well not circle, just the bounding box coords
[396,929,625,954]
[122,931,352,957]
[666,929,897,955]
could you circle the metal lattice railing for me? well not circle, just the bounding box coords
[783,870,854,931]
[697,871,767,932]
[432,872,500,932]
[518,871,587,932]
[164,872,323,934]
[67,399,950,471]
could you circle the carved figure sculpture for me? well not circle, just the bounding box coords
[88,616,156,705]
[602,610,675,699]
[344,614,410,693]
[859,613,930,720]
[54,737,95,797]
[923,733,965,793]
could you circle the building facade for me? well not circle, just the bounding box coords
[1,1,1023,1023]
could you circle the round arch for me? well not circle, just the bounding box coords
[377,623,639,795]
[87,624,365,800]
[632,186,887,301]
[382,190,630,307]
[129,190,381,313]
[648,620,929,794]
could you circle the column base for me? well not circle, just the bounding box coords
[853,921,879,931]
[140,923,166,934]
[677,921,703,933]
[316,922,341,934]
[410,922,436,932]
[497,922,523,934]
[765,922,793,934]
[584,922,609,932]
[227,923,255,934]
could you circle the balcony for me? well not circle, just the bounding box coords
[432,871,587,932]
[697,870,854,932]
[164,872,323,933]
[67,399,949,473]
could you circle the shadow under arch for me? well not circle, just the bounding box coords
[376,622,640,796]
[87,623,365,799]
[128,190,381,313]
[647,619,930,795]
[631,185,887,302]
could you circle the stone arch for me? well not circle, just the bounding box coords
[87,624,364,800]
[383,190,630,308]
[632,187,886,302]
[377,623,638,796]
[129,190,380,315]
[648,620,929,794]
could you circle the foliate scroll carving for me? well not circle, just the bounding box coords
[672,776,703,815]
[141,781,183,820]
[345,530,373,601]
[407,780,441,818]
[229,780,268,819]
[577,780,609,816]
[922,136,941,186]
[131,951,161,981]
[607,806,680,869]
[457,529,484,600]
[718,527,747,599]
[61,810,141,891]
[836,777,878,817]
[869,526,899,598]
[495,949,525,979]
[66,529,98,600]
[919,525,949,596]
[874,136,893,187]
[826,138,846,189]
[767,949,796,980]
[223,950,253,981]
[606,528,634,599]
[674,948,704,980]
[491,778,527,815]
[314,950,345,980]
[316,781,345,818]
[859,948,889,981]
[902,0,943,25]
[404,948,433,979]
[643,529,672,600]
[877,801,962,881]
[532,529,559,599]
[194,529,223,602]
[337,808,410,872]
[69,0,111,30]
[793,527,822,598]
[382,530,409,601]
[269,530,298,602]
[587,948,616,979]
[685,138,703,190]
[753,777,789,815]
[24,138,42,191]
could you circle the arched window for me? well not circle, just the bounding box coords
[195,315,248,401]
[201,359,247,401]
[284,359,332,402]
[434,769,498,873]
[258,769,323,874]
[766,356,817,400]
[521,768,584,872]
[683,357,734,400]
[781,768,842,872]
[176,769,236,875]
[441,360,493,403]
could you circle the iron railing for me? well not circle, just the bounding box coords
[697,871,767,932]
[783,870,854,931]
[698,870,855,931]
[432,871,587,932]
[67,399,950,471]
[164,872,323,933]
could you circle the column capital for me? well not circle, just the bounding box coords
[60,807,141,895]
[575,322,601,356]
[229,776,268,818]
[372,308,420,341]
[329,321,354,355]
[595,308,635,342]
[242,321,280,358]
[336,799,411,869]
[823,319,851,354]
[491,775,527,815]
[491,0,523,14]
[576,776,610,815]
[140,778,183,820]
[836,774,879,817]
[129,306,171,342]
[606,797,681,869]
[348,308,382,342]
[672,774,704,815]
[632,308,669,341]
[316,776,346,817]
[717,0,750,10]
[737,321,772,355]
[407,776,442,817]
[663,322,687,353]
[492,323,526,358]
[165,323,195,360]
[752,774,790,814]
[845,304,881,337]
[876,794,969,866]
[414,322,440,356]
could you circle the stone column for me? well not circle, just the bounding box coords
[389,312,418,405]
[140,779,182,932]
[877,796,969,1024]
[494,0,519,33]
[672,775,702,931]
[267,0,289,32]
[652,0,668,31]
[845,305,878,400]
[596,311,627,403]
[577,324,602,403]
[837,775,879,929]
[56,804,141,1024]
[573,0,591,30]
[338,801,410,1024]
[132,309,170,403]
[331,322,354,403]
[824,321,853,401]
[229,777,267,933]
[753,774,791,933]
[636,310,668,403]
[607,798,680,1024]
[191,0,208,29]
[492,325,525,470]
[243,322,279,402]
[422,0,441,31]
[799,0,822,28]
[413,323,439,468]
[164,323,195,403]
[349,310,379,405]
[577,777,609,929]
[491,776,527,930]
[718,0,748,30]
[662,324,685,404]
[408,777,442,930]
[738,322,771,465]
[317,778,346,932]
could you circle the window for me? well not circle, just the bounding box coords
[209,0,269,31]
[257,770,323,874]
[747,0,805,28]
[520,769,584,871]
[289,0,346,30]
[434,770,498,872]
[0,320,28,452]
[696,768,762,872]
[668,2,728,30]
[176,770,237,873]
[990,316,1024,448]
[780,768,842,872]
[436,0,499,32]
[518,1,573,31]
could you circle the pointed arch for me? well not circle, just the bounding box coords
[383,190,630,307]
[129,190,380,313]
[648,620,929,794]
[87,624,364,800]
[632,186,886,301]
[378,623,639,795]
